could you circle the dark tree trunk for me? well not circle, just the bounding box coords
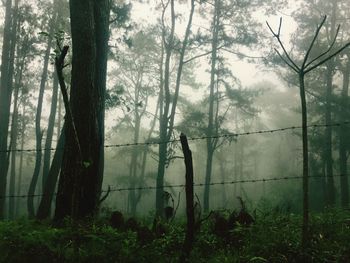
[299,73,309,248]
[0,0,14,219]
[180,133,195,262]
[42,74,59,188]
[155,0,175,217]
[15,104,25,217]
[54,0,109,221]
[8,62,22,219]
[36,126,65,220]
[324,61,335,206]
[339,54,350,207]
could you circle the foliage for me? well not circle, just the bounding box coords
[1,209,350,262]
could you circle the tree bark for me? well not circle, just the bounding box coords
[299,73,309,248]
[0,0,14,219]
[339,54,350,207]
[42,73,59,188]
[180,133,195,262]
[36,126,65,220]
[54,0,109,221]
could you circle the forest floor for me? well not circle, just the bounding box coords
[0,209,349,263]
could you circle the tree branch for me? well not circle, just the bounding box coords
[266,18,300,71]
[305,42,350,74]
[305,23,340,68]
[55,45,83,164]
[302,15,327,69]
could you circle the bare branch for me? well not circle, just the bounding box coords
[274,48,299,73]
[222,48,267,60]
[99,185,111,204]
[266,18,300,71]
[302,15,327,69]
[184,45,225,64]
[305,42,350,74]
[305,23,340,68]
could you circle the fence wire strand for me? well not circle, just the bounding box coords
[1,173,348,199]
[1,121,350,154]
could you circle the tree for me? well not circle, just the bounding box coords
[199,0,277,212]
[155,0,195,216]
[54,0,109,221]
[27,2,58,218]
[292,0,350,207]
[267,15,350,247]
[110,29,160,215]
[0,0,16,219]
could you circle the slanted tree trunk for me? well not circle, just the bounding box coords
[36,126,65,220]
[54,0,109,221]
[42,74,59,188]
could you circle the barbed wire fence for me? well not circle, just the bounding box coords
[0,121,349,201]
[0,172,349,200]
[1,121,350,154]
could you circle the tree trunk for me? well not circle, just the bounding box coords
[155,0,175,217]
[339,54,350,207]
[15,104,25,217]
[324,61,335,206]
[27,21,54,218]
[42,73,59,188]
[299,73,309,248]
[54,0,109,221]
[204,0,219,213]
[8,63,22,219]
[36,126,65,220]
[0,0,14,219]
[180,133,195,262]
[129,112,141,216]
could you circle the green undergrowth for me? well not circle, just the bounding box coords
[0,209,349,263]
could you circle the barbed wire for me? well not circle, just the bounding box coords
[1,121,350,154]
[1,173,348,199]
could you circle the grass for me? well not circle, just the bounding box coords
[0,209,349,263]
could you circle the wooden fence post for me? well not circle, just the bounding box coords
[179,133,195,262]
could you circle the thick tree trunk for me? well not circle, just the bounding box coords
[0,0,14,219]
[54,0,109,221]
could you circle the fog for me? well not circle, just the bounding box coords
[0,0,349,221]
